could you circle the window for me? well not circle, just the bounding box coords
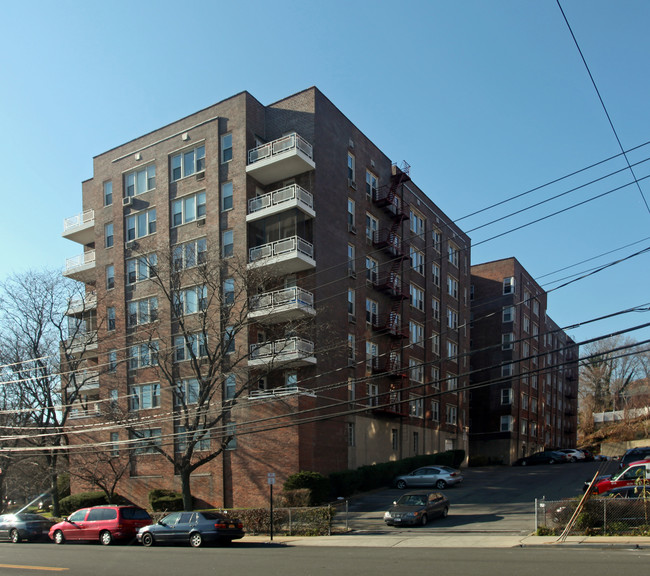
[532,300,540,316]
[446,405,457,426]
[127,297,158,327]
[175,378,200,405]
[175,425,210,452]
[222,230,234,258]
[171,145,205,181]
[108,349,117,373]
[502,363,513,377]
[447,373,458,392]
[173,238,206,271]
[448,242,459,267]
[522,393,529,410]
[106,265,114,290]
[447,308,458,329]
[347,333,355,363]
[410,284,424,311]
[347,152,355,182]
[531,398,538,413]
[366,257,378,284]
[347,244,355,273]
[409,321,424,347]
[347,198,355,228]
[103,181,113,206]
[410,247,424,275]
[431,366,440,388]
[224,374,236,400]
[502,306,515,323]
[132,428,162,454]
[432,297,440,320]
[366,170,378,198]
[365,213,378,241]
[410,210,425,236]
[530,421,538,436]
[347,422,356,447]
[221,133,233,163]
[126,208,157,240]
[125,164,156,197]
[110,432,119,457]
[365,298,378,325]
[174,333,207,362]
[447,340,458,361]
[431,400,440,422]
[224,326,236,354]
[347,288,355,316]
[221,181,233,211]
[502,333,513,350]
[104,223,114,248]
[127,253,158,284]
[409,395,424,418]
[501,388,513,405]
[368,382,379,406]
[128,342,159,370]
[521,419,528,435]
[503,276,515,295]
[432,263,441,287]
[223,278,235,305]
[500,415,513,432]
[366,341,378,370]
[432,332,440,355]
[532,323,539,341]
[409,358,424,383]
[432,228,442,252]
[130,383,160,411]
[172,192,205,227]
[107,307,115,331]
[447,276,459,299]
[225,422,237,450]
[523,315,530,333]
[392,429,399,450]
[175,286,207,315]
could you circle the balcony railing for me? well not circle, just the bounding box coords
[249,337,316,367]
[248,133,313,165]
[249,286,315,323]
[248,385,316,400]
[248,236,315,274]
[66,330,98,354]
[66,292,98,316]
[66,370,100,393]
[63,210,95,245]
[246,133,315,185]
[64,250,97,282]
[247,184,314,221]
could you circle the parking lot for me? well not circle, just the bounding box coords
[337,459,620,535]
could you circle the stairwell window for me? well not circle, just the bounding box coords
[500,415,513,432]
[172,192,206,227]
[106,265,114,290]
[104,223,114,248]
[107,307,116,331]
[502,305,515,323]
[171,145,205,181]
[222,230,234,258]
[125,164,156,197]
[103,181,113,206]
[221,133,233,163]
[221,181,233,211]
[348,152,355,182]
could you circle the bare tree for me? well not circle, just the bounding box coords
[0,269,99,516]
[67,447,130,503]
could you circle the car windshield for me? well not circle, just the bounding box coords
[121,508,151,520]
[397,495,427,506]
[200,512,226,521]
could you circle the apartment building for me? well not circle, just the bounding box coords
[61,87,471,508]
[469,258,579,465]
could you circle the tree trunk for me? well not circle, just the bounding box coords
[180,467,193,510]
[50,468,60,517]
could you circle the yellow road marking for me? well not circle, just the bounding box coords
[0,565,68,572]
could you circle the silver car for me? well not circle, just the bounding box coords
[394,465,463,489]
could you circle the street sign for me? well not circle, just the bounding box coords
[267,472,276,485]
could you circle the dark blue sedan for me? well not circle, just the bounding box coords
[0,513,53,543]
[137,511,244,547]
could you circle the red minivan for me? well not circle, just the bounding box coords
[49,505,152,545]
[592,460,650,495]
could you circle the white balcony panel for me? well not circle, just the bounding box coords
[63,250,97,283]
[249,287,316,324]
[248,236,315,274]
[248,337,316,368]
[247,184,315,222]
[246,133,315,185]
[66,330,98,354]
[66,371,100,393]
[62,210,95,245]
[66,292,98,316]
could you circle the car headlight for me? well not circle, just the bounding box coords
[384,511,392,519]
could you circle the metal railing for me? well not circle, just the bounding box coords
[248,183,313,214]
[249,236,314,263]
[248,132,313,165]
[249,337,315,361]
[63,209,94,232]
[250,286,314,313]
[65,250,96,273]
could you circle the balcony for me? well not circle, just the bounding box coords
[63,250,96,283]
[248,385,316,400]
[66,370,99,394]
[249,287,316,324]
[70,401,101,420]
[248,337,316,368]
[62,210,95,245]
[247,184,315,223]
[248,236,315,274]
[66,330,98,354]
[66,292,97,316]
[246,133,315,185]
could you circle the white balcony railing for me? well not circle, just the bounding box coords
[248,385,316,400]
[249,337,315,364]
[64,250,97,279]
[249,236,314,263]
[248,133,313,165]
[250,286,314,315]
[63,209,95,233]
[248,183,314,215]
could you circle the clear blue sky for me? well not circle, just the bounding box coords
[1,0,649,349]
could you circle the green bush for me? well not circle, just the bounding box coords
[284,471,330,505]
[59,491,109,516]
[149,489,184,512]
[234,506,333,536]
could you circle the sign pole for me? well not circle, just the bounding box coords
[267,472,276,541]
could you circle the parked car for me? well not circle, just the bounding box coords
[393,466,463,490]
[383,491,450,527]
[137,511,244,547]
[558,449,585,462]
[49,505,152,545]
[590,460,650,494]
[513,450,569,466]
[600,485,650,498]
[0,513,53,543]
[619,446,650,469]
[580,449,595,462]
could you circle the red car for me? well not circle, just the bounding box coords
[49,505,152,545]
[591,460,650,495]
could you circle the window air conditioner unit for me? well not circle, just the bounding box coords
[348,268,356,279]
[123,196,133,207]
[125,240,136,250]
[348,224,357,234]
[196,171,205,181]
[348,178,357,190]
[197,217,206,227]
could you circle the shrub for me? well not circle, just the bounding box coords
[148,489,184,512]
[284,471,330,505]
[59,491,108,516]
[281,488,312,507]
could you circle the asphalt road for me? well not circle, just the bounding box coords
[339,459,620,534]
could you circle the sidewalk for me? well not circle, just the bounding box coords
[242,532,650,549]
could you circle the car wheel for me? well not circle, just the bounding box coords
[441,507,449,518]
[420,514,428,527]
[189,532,203,548]
[435,480,447,489]
[141,532,154,547]
[10,529,21,544]
[521,460,528,466]
[549,459,557,465]
[396,480,407,490]
[53,530,65,545]
[100,530,113,546]
[570,457,577,463]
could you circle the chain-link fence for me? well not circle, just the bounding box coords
[536,495,650,536]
